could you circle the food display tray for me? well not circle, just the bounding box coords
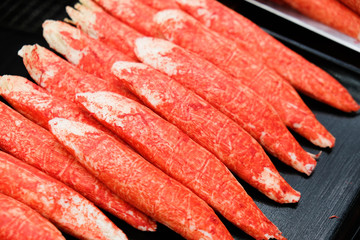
[0,0,359,239]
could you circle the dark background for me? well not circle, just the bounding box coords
[0,0,359,239]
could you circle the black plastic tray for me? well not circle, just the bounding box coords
[0,1,359,239]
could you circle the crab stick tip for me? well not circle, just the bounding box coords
[65,6,81,24]
[284,190,301,204]
[65,5,99,40]
[42,20,84,65]
[65,6,79,19]
[42,20,68,57]
[305,163,316,176]
[17,45,28,57]
[311,133,335,148]
[18,44,39,58]
[0,75,28,93]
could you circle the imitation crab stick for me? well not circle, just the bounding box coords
[76,91,287,239]
[152,9,335,148]
[0,151,127,240]
[176,0,360,113]
[42,20,137,101]
[275,0,360,40]
[49,118,234,240]
[92,0,157,36]
[339,0,360,15]
[66,0,143,59]
[134,37,316,176]
[112,61,307,186]
[0,192,65,240]
[19,44,128,103]
[0,102,156,232]
[0,75,123,142]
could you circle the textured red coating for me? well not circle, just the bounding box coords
[176,0,360,113]
[0,151,127,240]
[339,0,360,15]
[152,9,335,148]
[93,0,158,36]
[0,192,65,240]
[0,74,134,158]
[49,118,234,240]
[133,37,316,177]
[42,20,137,101]
[76,91,287,239]
[19,44,128,103]
[0,102,156,232]
[66,0,144,59]
[138,0,179,10]
[111,63,303,202]
[277,0,360,40]
[0,75,115,135]
[0,75,130,148]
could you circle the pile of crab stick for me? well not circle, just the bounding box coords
[0,0,359,239]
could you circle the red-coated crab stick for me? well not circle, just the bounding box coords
[49,118,234,240]
[275,0,360,40]
[42,20,137,101]
[111,62,306,190]
[0,75,124,144]
[0,101,156,232]
[0,151,128,240]
[134,37,317,176]
[0,192,65,240]
[76,91,287,239]
[19,44,128,103]
[110,59,305,194]
[176,0,359,113]
[151,9,335,148]
[65,0,143,59]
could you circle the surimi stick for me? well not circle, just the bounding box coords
[111,61,315,176]
[0,102,156,232]
[19,44,127,103]
[66,0,143,59]
[152,9,335,148]
[176,0,360,113]
[92,0,157,36]
[339,0,360,15]
[0,151,127,240]
[48,118,234,240]
[275,0,360,40]
[134,37,316,176]
[0,74,134,152]
[111,58,308,184]
[42,20,137,101]
[76,91,287,239]
[0,75,121,140]
[0,192,65,240]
